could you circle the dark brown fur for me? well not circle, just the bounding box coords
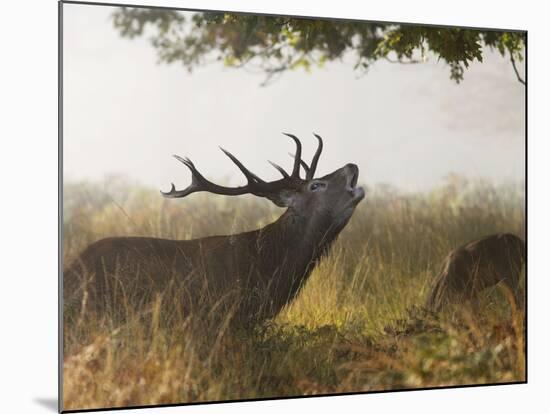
[426,233,526,312]
[65,210,344,324]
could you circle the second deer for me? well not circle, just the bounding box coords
[426,233,525,312]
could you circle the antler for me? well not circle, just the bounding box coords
[282,133,302,178]
[161,155,255,198]
[287,133,324,179]
[307,133,323,180]
[288,153,312,177]
[268,161,290,179]
[161,133,324,200]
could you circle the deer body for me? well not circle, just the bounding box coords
[64,134,365,325]
[425,233,525,312]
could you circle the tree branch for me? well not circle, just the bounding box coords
[510,54,526,86]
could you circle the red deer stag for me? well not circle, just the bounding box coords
[425,233,525,312]
[64,133,365,326]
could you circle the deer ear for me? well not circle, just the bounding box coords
[267,190,297,208]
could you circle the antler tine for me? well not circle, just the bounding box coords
[288,153,310,176]
[161,154,252,198]
[268,161,290,179]
[219,147,266,184]
[161,182,192,198]
[307,133,324,180]
[282,133,302,178]
[160,155,201,198]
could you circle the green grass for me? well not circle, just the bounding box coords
[62,176,525,410]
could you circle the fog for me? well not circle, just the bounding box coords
[63,4,525,193]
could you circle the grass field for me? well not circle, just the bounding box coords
[62,175,525,410]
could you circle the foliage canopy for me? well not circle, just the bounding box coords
[112,8,526,85]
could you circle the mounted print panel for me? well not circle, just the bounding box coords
[60,1,526,412]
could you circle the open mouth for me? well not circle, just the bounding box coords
[346,164,359,189]
[347,166,365,203]
[350,169,358,188]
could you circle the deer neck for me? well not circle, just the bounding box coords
[259,209,338,271]
[247,208,340,317]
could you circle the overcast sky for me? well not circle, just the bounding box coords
[63,3,525,193]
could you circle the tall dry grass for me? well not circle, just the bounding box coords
[62,175,525,410]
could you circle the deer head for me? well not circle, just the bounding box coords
[161,133,365,236]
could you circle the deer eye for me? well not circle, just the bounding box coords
[309,182,326,192]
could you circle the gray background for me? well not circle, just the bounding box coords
[63,4,525,192]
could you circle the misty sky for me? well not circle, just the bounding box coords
[63,4,525,193]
